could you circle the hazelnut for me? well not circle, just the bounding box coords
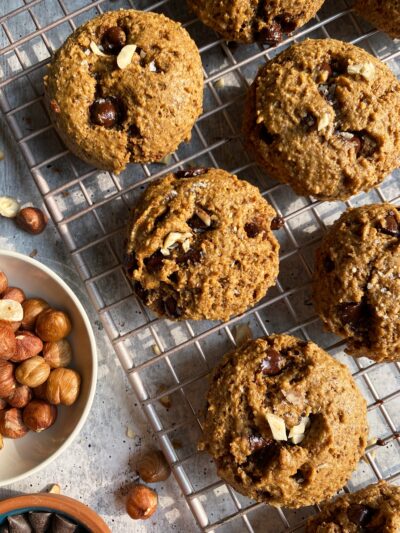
[126,484,158,520]
[15,356,50,388]
[32,382,48,401]
[137,450,171,483]
[22,298,50,331]
[0,408,29,438]
[0,300,23,332]
[23,399,57,432]
[12,331,43,362]
[0,360,16,398]
[2,287,26,304]
[36,308,72,342]
[0,318,21,333]
[43,339,72,368]
[7,384,32,408]
[0,323,17,360]
[46,368,81,406]
[0,271,8,295]
[16,207,48,235]
[0,398,8,410]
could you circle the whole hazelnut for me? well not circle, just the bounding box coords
[32,382,48,401]
[126,485,158,520]
[0,323,17,360]
[23,399,57,432]
[0,271,8,295]
[0,408,29,438]
[36,308,72,342]
[2,287,26,304]
[46,368,81,406]
[16,207,48,235]
[0,360,16,398]
[12,331,43,363]
[137,450,171,483]
[43,339,72,368]
[22,298,50,331]
[7,384,32,408]
[15,356,51,388]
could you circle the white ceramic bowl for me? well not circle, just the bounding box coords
[0,250,97,486]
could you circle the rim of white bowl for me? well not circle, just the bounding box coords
[0,249,98,487]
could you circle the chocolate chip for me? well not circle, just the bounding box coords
[89,97,122,128]
[101,26,126,54]
[331,57,348,76]
[275,14,297,33]
[347,504,375,526]
[337,302,365,330]
[144,250,164,273]
[175,168,208,179]
[168,271,179,284]
[379,212,400,237]
[271,216,284,230]
[164,296,181,318]
[244,222,261,238]
[257,22,282,45]
[260,348,285,375]
[259,124,277,145]
[249,433,272,452]
[176,248,202,265]
[323,256,335,273]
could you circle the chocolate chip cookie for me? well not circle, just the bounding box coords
[306,481,400,532]
[44,10,203,174]
[314,203,400,362]
[355,0,400,39]
[198,334,368,508]
[187,0,324,44]
[243,39,400,200]
[125,168,280,321]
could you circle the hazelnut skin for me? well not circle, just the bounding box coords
[126,484,158,520]
[0,408,29,438]
[12,331,43,362]
[0,360,16,398]
[0,323,17,360]
[21,298,50,331]
[23,399,57,432]
[0,318,21,333]
[0,398,7,410]
[15,356,51,388]
[32,382,48,401]
[36,308,72,342]
[7,384,32,408]
[137,450,171,483]
[16,207,47,235]
[2,287,25,304]
[0,272,8,295]
[46,368,81,406]
[43,339,72,368]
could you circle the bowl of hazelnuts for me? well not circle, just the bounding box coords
[0,249,97,486]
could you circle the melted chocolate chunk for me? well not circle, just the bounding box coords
[337,302,369,330]
[244,222,261,238]
[331,57,348,76]
[248,441,279,471]
[271,216,284,230]
[275,14,296,33]
[168,271,179,284]
[260,348,285,376]
[175,168,208,179]
[144,250,164,273]
[257,22,283,45]
[89,97,123,128]
[347,504,376,526]
[176,248,202,265]
[379,212,400,237]
[164,296,181,318]
[249,433,272,452]
[101,26,126,54]
[259,124,277,145]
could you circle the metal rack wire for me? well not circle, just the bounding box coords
[1,0,400,531]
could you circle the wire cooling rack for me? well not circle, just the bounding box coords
[1,0,400,531]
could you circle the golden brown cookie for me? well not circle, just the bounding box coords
[44,10,203,174]
[125,168,280,321]
[243,39,400,200]
[199,334,368,508]
[187,0,324,43]
[306,481,400,532]
[355,0,400,39]
[313,203,400,362]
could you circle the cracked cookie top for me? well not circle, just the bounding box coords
[314,203,400,362]
[44,9,203,174]
[187,0,324,44]
[125,168,280,322]
[243,39,400,200]
[198,334,368,508]
[306,481,400,532]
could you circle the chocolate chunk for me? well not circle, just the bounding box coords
[168,271,179,284]
[258,22,283,45]
[89,97,122,128]
[244,222,261,238]
[249,433,272,452]
[275,14,297,33]
[337,302,366,330]
[101,26,126,54]
[260,348,285,376]
[248,441,279,470]
[347,504,375,526]
[164,296,181,318]
[175,168,208,179]
[331,57,348,76]
[176,248,202,265]
[28,512,52,533]
[144,250,164,273]
[323,256,335,272]
[7,515,32,533]
[271,216,284,230]
[259,124,277,145]
[50,515,77,533]
[379,212,400,237]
